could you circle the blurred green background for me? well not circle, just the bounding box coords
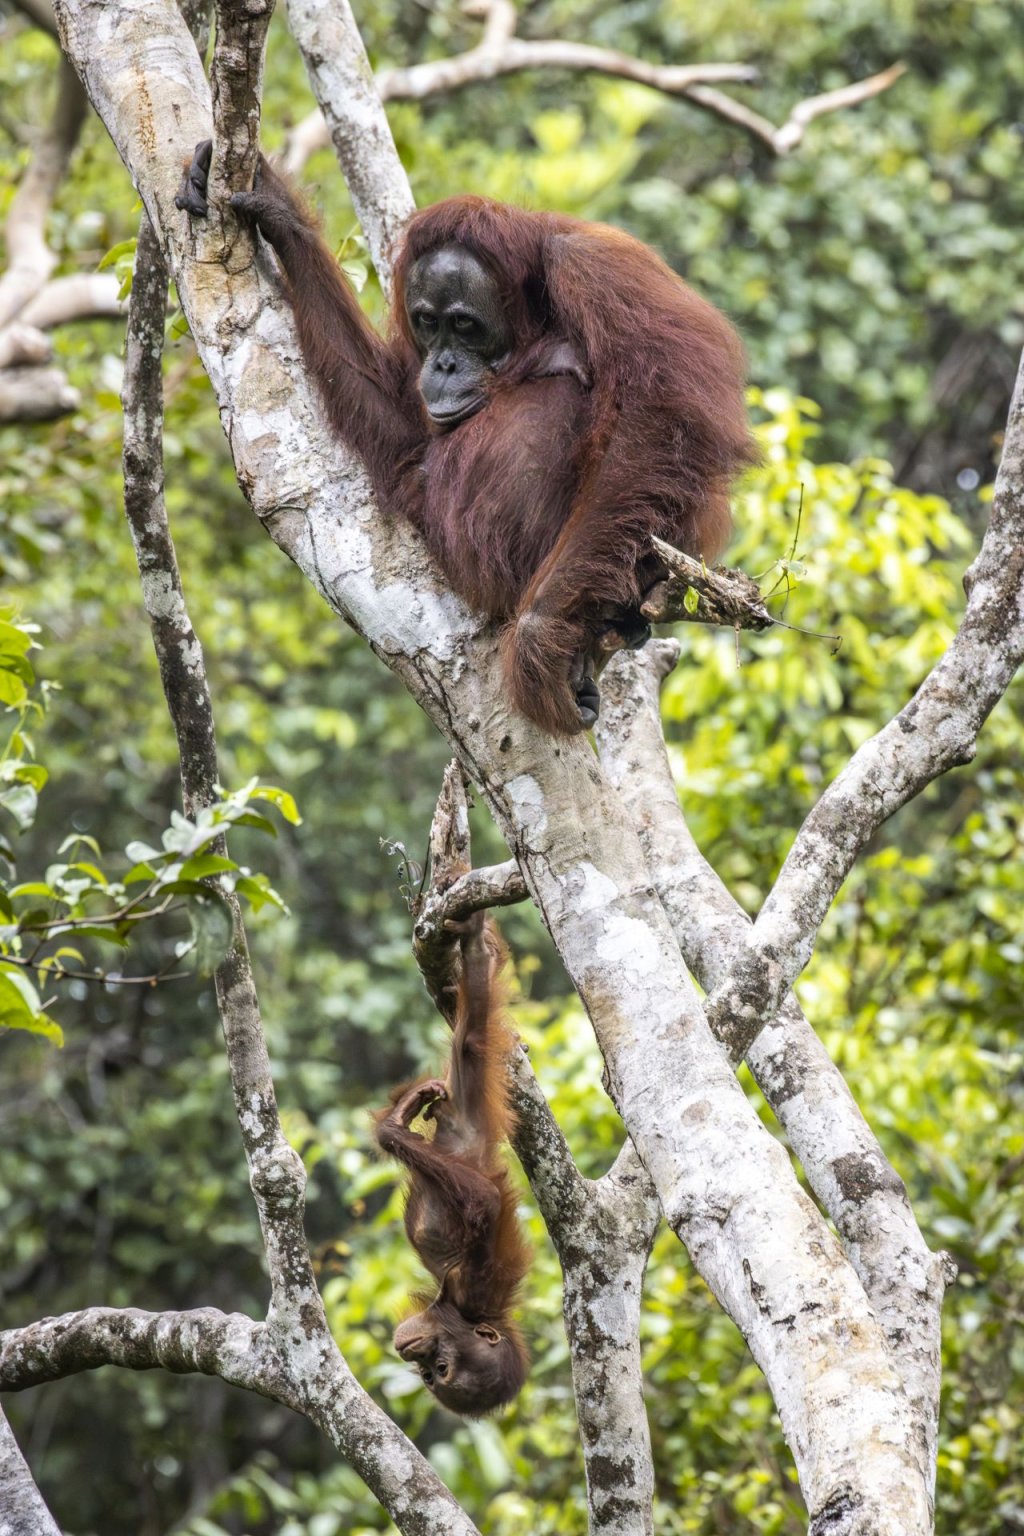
[0,1,1021,1532]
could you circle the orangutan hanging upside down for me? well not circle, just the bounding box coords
[372,911,529,1415]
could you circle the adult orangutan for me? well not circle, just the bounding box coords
[178,141,756,734]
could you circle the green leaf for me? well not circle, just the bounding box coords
[178,853,238,881]
[12,762,47,791]
[3,1009,64,1046]
[52,945,85,963]
[232,811,278,837]
[97,237,137,271]
[235,873,288,915]
[58,833,103,858]
[684,585,701,615]
[0,965,62,1043]
[69,861,108,886]
[123,862,157,884]
[249,785,302,825]
[0,669,27,708]
[0,621,33,660]
[0,783,38,830]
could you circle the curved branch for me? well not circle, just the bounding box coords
[0,1307,269,1392]
[597,641,949,1484]
[0,55,87,330]
[282,2,902,177]
[703,343,1024,1063]
[18,273,125,329]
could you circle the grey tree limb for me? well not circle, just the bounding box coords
[49,1,937,1526]
[281,0,902,176]
[0,366,79,421]
[0,55,87,330]
[701,346,1024,1063]
[0,1405,61,1536]
[596,642,951,1488]
[284,0,415,290]
[413,762,659,1536]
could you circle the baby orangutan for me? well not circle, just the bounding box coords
[374,911,529,1414]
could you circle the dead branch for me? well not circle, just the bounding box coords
[643,535,775,630]
[283,0,903,175]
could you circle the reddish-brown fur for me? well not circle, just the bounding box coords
[373,913,529,1415]
[224,165,757,733]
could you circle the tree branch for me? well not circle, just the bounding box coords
[0,1406,61,1536]
[209,0,274,204]
[412,763,658,1536]
[0,1308,271,1394]
[0,55,87,331]
[702,343,1024,1064]
[284,0,415,289]
[19,272,125,329]
[54,2,934,1522]
[282,1,902,177]
[642,536,775,631]
[0,365,79,421]
[597,641,950,1486]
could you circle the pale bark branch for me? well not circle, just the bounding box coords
[684,62,906,155]
[284,0,415,290]
[0,1308,270,1394]
[0,55,87,331]
[702,344,1024,1065]
[53,1,935,1525]
[0,365,79,421]
[0,25,95,425]
[0,323,51,370]
[413,762,658,1536]
[282,1,902,178]
[19,272,125,329]
[0,1406,61,1536]
[597,641,949,1487]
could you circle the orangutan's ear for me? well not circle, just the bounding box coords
[474,1324,501,1347]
